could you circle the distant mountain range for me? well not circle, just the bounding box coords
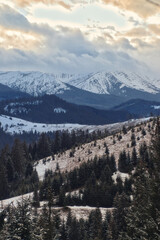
[0,71,160,123]
[0,71,159,95]
[0,71,160,110]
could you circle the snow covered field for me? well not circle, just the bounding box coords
[0,192,112,220]
[0,192,33,210]
[0,114,150,135]
[0,115,86,134]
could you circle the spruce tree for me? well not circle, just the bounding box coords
[118,150,128,173]
[0,165,9,200]
[119,162,160,240]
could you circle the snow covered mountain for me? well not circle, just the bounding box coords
[0,71,160,110]
[0,71,75,96]
[0,71,159,96]
[65,71,160,95]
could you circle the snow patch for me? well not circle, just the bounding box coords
[112,171,129,183]
[54,108,66,113]
[4,100,42,115]
[151,105,160,110]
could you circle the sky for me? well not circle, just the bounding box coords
[0,0,160,77]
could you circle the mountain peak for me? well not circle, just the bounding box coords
[67,71,159,95]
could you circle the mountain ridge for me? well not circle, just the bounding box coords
[0,71,159,96]
[0,71,160,110]
[0,94,134,125]
[65,71,159,95]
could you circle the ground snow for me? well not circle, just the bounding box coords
[112,171,129,182]
[152,105,160,110]
[0,114,150,136]
[0,115,86,134]
[0,192,33,210]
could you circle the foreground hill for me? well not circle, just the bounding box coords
[1,116,159,240]
[35,118,151,179]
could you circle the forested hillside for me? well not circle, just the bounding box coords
[0,94,134,125]
[0,118,160,239]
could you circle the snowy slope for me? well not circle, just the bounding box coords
[0,114,150,135]
[0,71,74,96]
[1,193,111,220]
[66,71,160,95]
[0,115,86,134]
[35,117,151,180]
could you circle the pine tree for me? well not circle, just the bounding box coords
[119,162,160,240]
[6,158,14,182]
[118,150,128,173]
[37,133,51,159]
[54,131,61,154]
[1,198,33,240]
[109,154,117,173]
[105,145,109,155]
[88,208,103,240]
[131,147,138,167]
[112,192,130,239]
[32,187,40,208]
[131,133,136,147]
[102,211,111,240]
[0,165,9,200]
[39,204,55,240]
[11,138,26,177]
[60,220,67,240]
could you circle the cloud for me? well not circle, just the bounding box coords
[0,4,46,50]
[101,0,160,18]
[13,0,71,9]
[128,17,140,26]
[132,38,160,77]
[0,3,158,77]
[148,24,160,35]
[131,38,152,49]
[0,4,30,31]
[146,0,160,7]
[0,43,149,75]
[122,27,150,38]
[0,3,56,35]
[0,27,42,50]
[114,38,136,50]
